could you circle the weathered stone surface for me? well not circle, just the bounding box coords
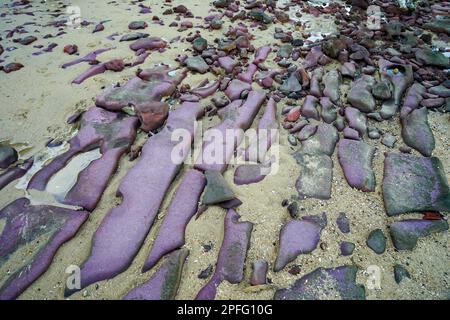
[301,95,320,120]
[379,59,414,119]
[320,97,337,123]
[301,123,339,156]
[394,265,411,284]
[234,164,268,185]
[366,229,386,254]
[0,145,18,169]
[400,83,435,156]
[280,73,302,94]
[124,249,188,300]
[347,75,376,113]
[274,265,366,300]
[340,241,355,256]
[345,107,367,137]
[415,48,449,68]
[96,66,186,131]
[337,212,350,234]
[250,260,268,286]
[323,70,341,103]
[202,170,235,205]
[185,56,209,73]
[274,213,327,272]
[338,139,376,192]
[382,152,450,215]
[294,153,333,200]
[389,219,449,250]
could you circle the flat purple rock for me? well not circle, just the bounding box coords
[142,169,206,271]
[225,79,252,101]
[274,213,327,272]
[0,198,88,300]
[65,102,203,295]
[28,107,138,211]
[338,139,376,192]
[234,163,269,185]
[196,209,253,300]
[123,249,189,300]
[322,70,341,103]
[389,219,449,250]
[274,265,366,300]
[195,90,266,173]
[400,83,435,157]
[345,106,367,137]
[382,152,450,215]
[250,260,268,286]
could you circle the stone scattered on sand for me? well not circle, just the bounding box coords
[340,241,355,256]
[366,229,387,254]
[382,152,450,215]
[250,260,268,286]
[203,170,235,205]
[394,265,411,284]
[338,139,376,192]
[320,97,337,124]
[0,145,18,169]
[124,249,188,300]
[389,219,449,251]
[274,265,366,300]
[401,84,435,157]
[301,95,320,120]
[128,21,148,30]
[274,213,327,272]
[2,62,24,73]
[337,212,350,234]
[234,161,270,185]
[280,73,302,94]
[185,56,209,73]
[142,169,205,271]
[381,134,396,148]
[225,79,252,100]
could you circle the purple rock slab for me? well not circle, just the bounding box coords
[338,139,376,192]
[389,219,449,250]
[123,249,189,300]
[142,169,206,271]
[382,152,450,215]
[65,102,203,295]
[196,209,253,300]
[274,213,327,272]
[0,198,88,300]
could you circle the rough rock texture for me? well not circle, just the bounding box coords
[347,75,376,113]
[202,170,235,205]
[382,152,450,215]
[366,229,387,254]
[294,153,333,200]
[274,265,366,300]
